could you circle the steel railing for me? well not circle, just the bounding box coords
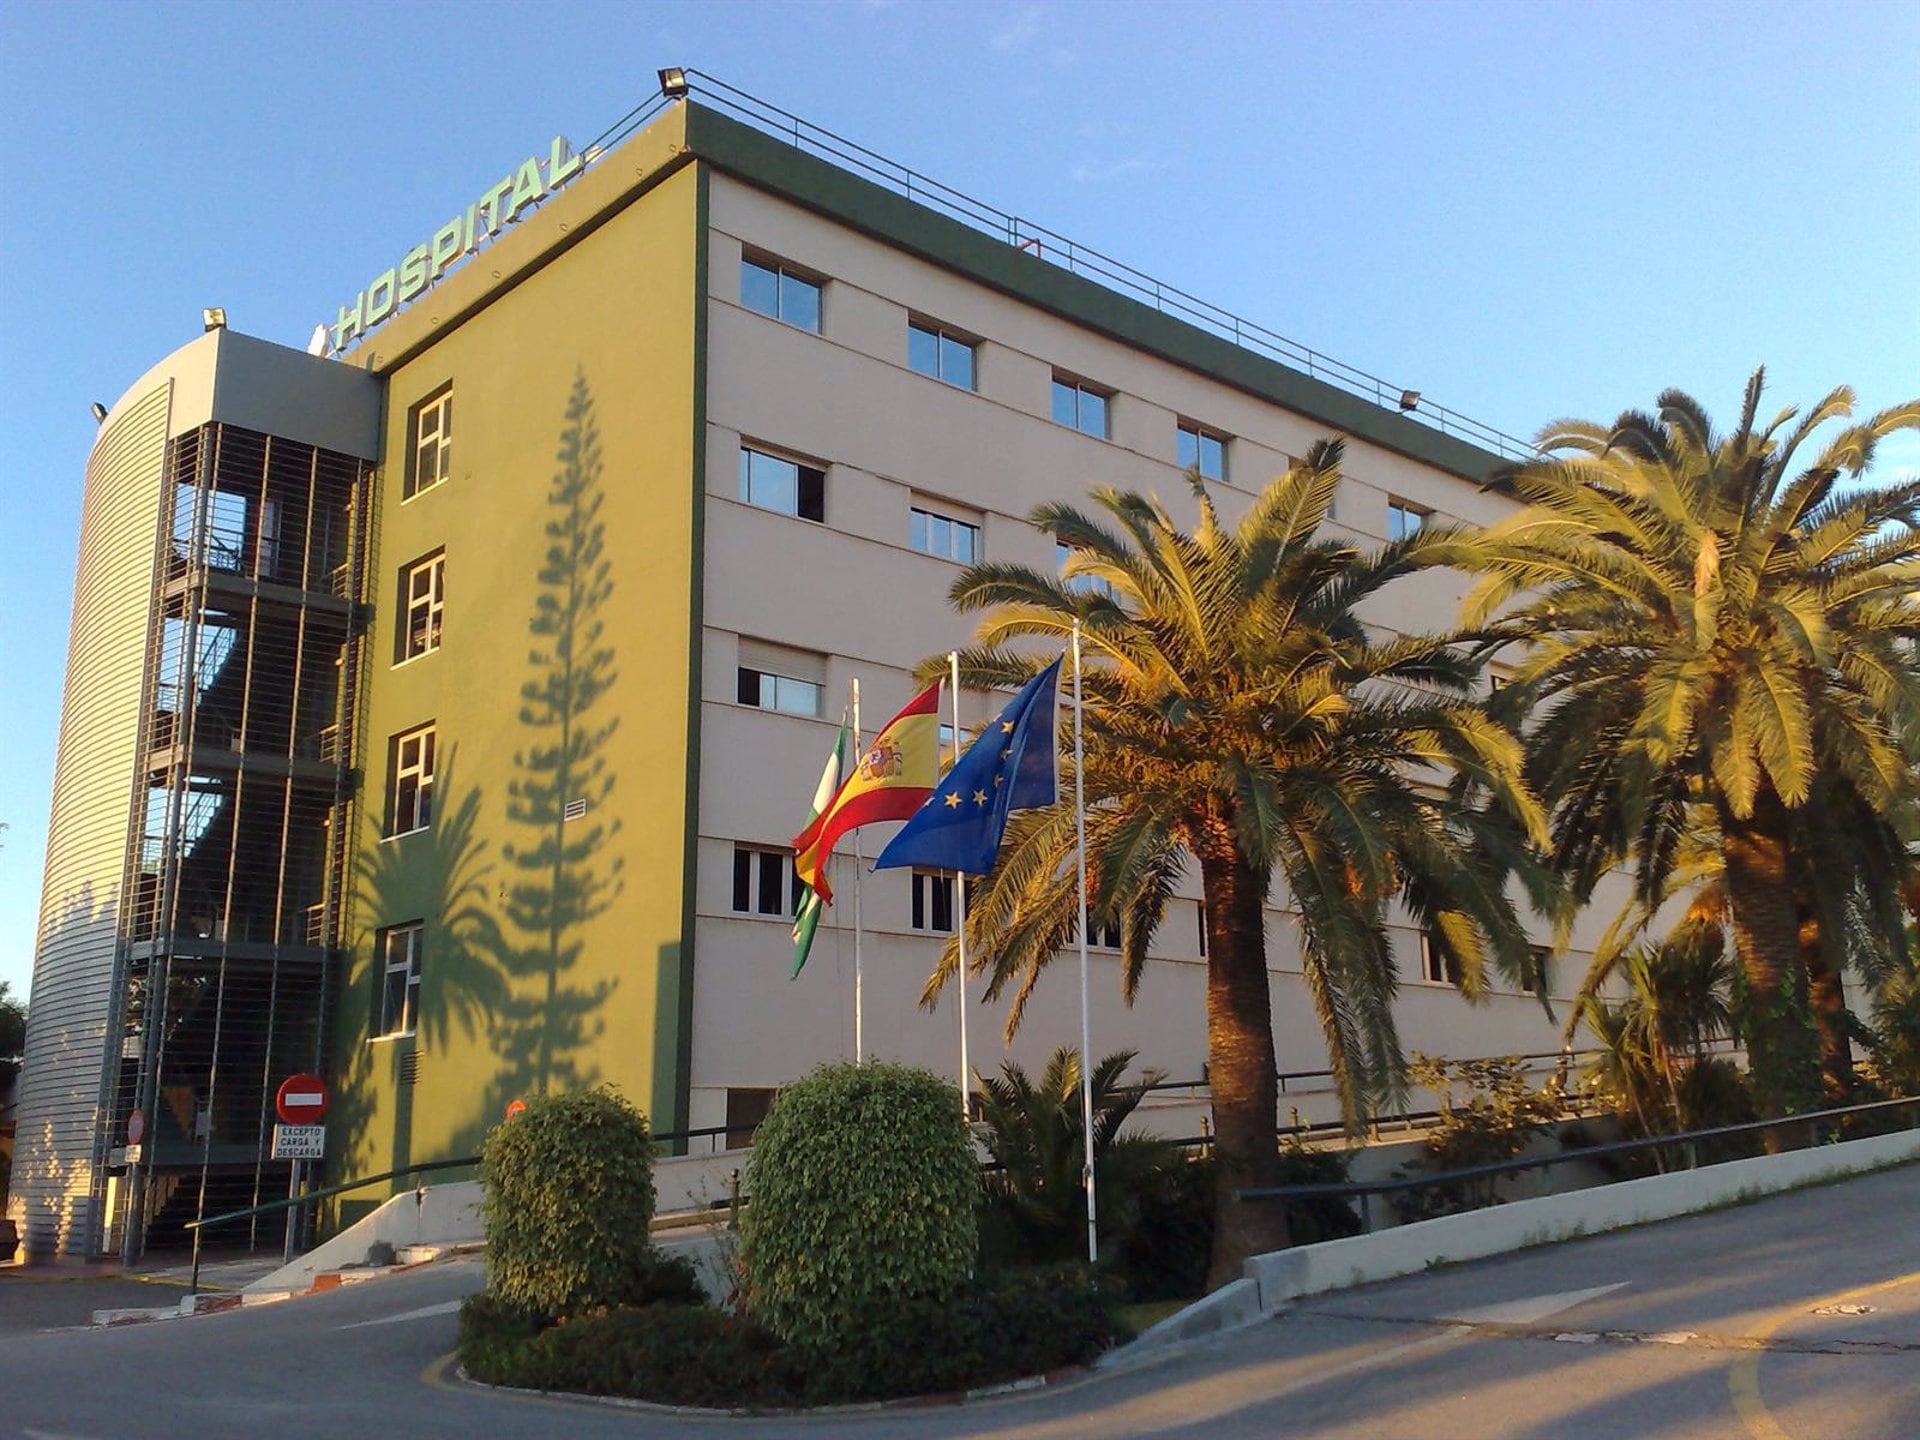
[1238,1093,1920,1232]
[664,69,1541,464]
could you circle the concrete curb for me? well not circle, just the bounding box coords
[1110,1127,1920,1363]
[1097,1278,1264,1365]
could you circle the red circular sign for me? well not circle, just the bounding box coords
[126,1108,146,1145]
[275,1073,330,1124]
[504,1099,527,1121]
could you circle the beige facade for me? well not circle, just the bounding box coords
[687,166,1593,1140]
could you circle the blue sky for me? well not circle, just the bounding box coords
[1,0,1915,1001]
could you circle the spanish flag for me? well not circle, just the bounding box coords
[792,681,941,904]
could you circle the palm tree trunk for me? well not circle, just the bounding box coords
[1720,786,1822,1142]
[1197,830,1291,1290]
[1798,895,1855,1099]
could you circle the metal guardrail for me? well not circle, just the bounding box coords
[1238,1093,1920,1232]
[665,68,1542,464]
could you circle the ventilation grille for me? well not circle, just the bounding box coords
[398,1051,422,1087]
[563,798,589,822]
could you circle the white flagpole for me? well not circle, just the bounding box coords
[851,676,865,1065]
[1073,622,1097,1266]
[949,651,970,1120]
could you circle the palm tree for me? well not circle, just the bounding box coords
[975,1047,1175,1266]
[932,443,1552,1286]
[1454,371,1920,1121]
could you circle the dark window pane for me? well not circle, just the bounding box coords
[758,853,784,915]
[797,465,825,522]
[737,668,761,706]
[912,875,926,930]
[733,849,751,912]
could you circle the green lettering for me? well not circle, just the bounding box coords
[481,176,514,235]
[506,156,545,222]
[331,294,365,351]
[397,245,430,303]
[365,269,397,325]
[429,217,464,279]
[546,135,582,189]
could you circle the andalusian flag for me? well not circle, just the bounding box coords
[790,715,849,978]
[791,681,941,905]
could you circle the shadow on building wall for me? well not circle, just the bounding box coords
[339,372,623,1196]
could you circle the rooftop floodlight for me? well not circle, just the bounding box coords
[90,401,108,424]
[203,307,228,332]
[658,66,689,99]
[1398,389,1421,412]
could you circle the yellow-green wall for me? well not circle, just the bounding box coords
[331,165,703,1191]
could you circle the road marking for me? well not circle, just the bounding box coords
[1729,1268,1920,1440]
[337,1299,463,1329]
[1438,1282,1631,1327]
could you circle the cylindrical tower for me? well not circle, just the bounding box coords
[9,329,378,1260]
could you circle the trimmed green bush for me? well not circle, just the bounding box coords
[480,1086,657,1317]
[456,1266,1127,1407]
[460,1293,800,1407]
[742,1060,978,1351]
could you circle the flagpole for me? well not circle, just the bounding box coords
[1073,622,1097,1267]
[949,651,970,1120]
[851,676,864,1066]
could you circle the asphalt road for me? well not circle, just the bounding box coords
[0,1165,1913,1439]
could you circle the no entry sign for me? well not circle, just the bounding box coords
[275,1073,330,1125]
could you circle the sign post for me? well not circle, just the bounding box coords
[274,1074,329,1261]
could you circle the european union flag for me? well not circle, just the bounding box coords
[874,657,1062,877]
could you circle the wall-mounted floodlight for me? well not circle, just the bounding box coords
[1398,390,1421,412]
[203,308,228,332]
[90,402,108,425]
[658,67,689,100]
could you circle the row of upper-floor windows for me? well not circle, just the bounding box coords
[739,252,1235,479]
[370,884,1551,1045]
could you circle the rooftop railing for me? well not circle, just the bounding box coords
[603,70,1541,465]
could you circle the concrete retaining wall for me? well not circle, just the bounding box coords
[1245,1127,1920,1310]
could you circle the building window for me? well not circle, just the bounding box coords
[398,551,444,661]
[407,387,453,499]
[1088,919,1122,950]
[736,640,826,718]
[1056,539,1115,598]
[724,1087,778,1149]
[912,870,957,933]
[389,725,436,836]
[1419,929,1462,985]
[1388,499,1431,542]
[1197,901,1208,957]
[740,255,822,333]
[1177,423,1228,481]
[739,445,826,522]
[908,321,976,390]
[1051,376,1110,438]
[733,845,803,919]
[910,504,980,564]
[377,923,422,1039]
[1527,945,1553,994]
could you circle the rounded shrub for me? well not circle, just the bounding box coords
[480,1086,657,1317]
[743,1060,978,1352]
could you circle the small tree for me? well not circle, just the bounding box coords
[743,1061,977,1353]
[480,1086,656,1317]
